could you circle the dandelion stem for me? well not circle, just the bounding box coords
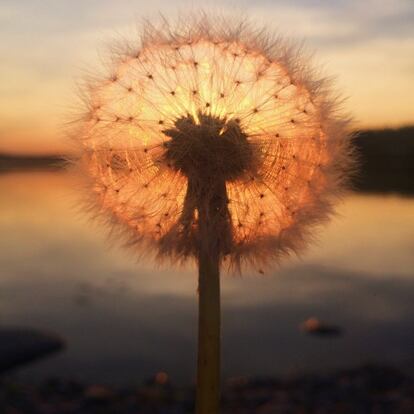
[196,242,221,414]
[195,179,228,414]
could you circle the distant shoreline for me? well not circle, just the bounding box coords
[1,126,414,194]
[0,153,66,172]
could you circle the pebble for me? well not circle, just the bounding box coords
[1,365,413,413]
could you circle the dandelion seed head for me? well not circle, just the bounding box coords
[73,13,354,270]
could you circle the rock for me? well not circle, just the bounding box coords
[300,317,343,337]
[84,384,116,403]
[0,327,65,373]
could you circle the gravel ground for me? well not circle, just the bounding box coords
[1,365,413,414]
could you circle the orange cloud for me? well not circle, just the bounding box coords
[1,0,413,154]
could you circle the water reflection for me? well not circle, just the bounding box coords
[0,171,413,384]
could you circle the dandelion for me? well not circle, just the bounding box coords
[72,13,354,414]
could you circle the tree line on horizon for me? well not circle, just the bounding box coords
[1,126,414,194]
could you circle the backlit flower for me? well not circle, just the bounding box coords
[74,14,354,270]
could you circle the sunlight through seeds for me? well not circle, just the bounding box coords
[74,14,354,270]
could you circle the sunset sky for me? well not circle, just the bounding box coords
[1,0,414,154]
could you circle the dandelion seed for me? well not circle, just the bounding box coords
[72,13,355,414]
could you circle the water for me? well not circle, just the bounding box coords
[1,171,414,385]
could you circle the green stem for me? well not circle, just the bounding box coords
[180,176,228,414]
[194,178,228,414]
[196,246,220,414]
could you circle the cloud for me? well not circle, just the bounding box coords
[0,0,413,153]
[244,0,414,46]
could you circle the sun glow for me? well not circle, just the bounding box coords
[76,17,352,268]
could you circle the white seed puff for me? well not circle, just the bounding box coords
[72,13,355,271]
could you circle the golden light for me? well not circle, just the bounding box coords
[75,17,353,270]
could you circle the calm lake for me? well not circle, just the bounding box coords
[1,171,414,385]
